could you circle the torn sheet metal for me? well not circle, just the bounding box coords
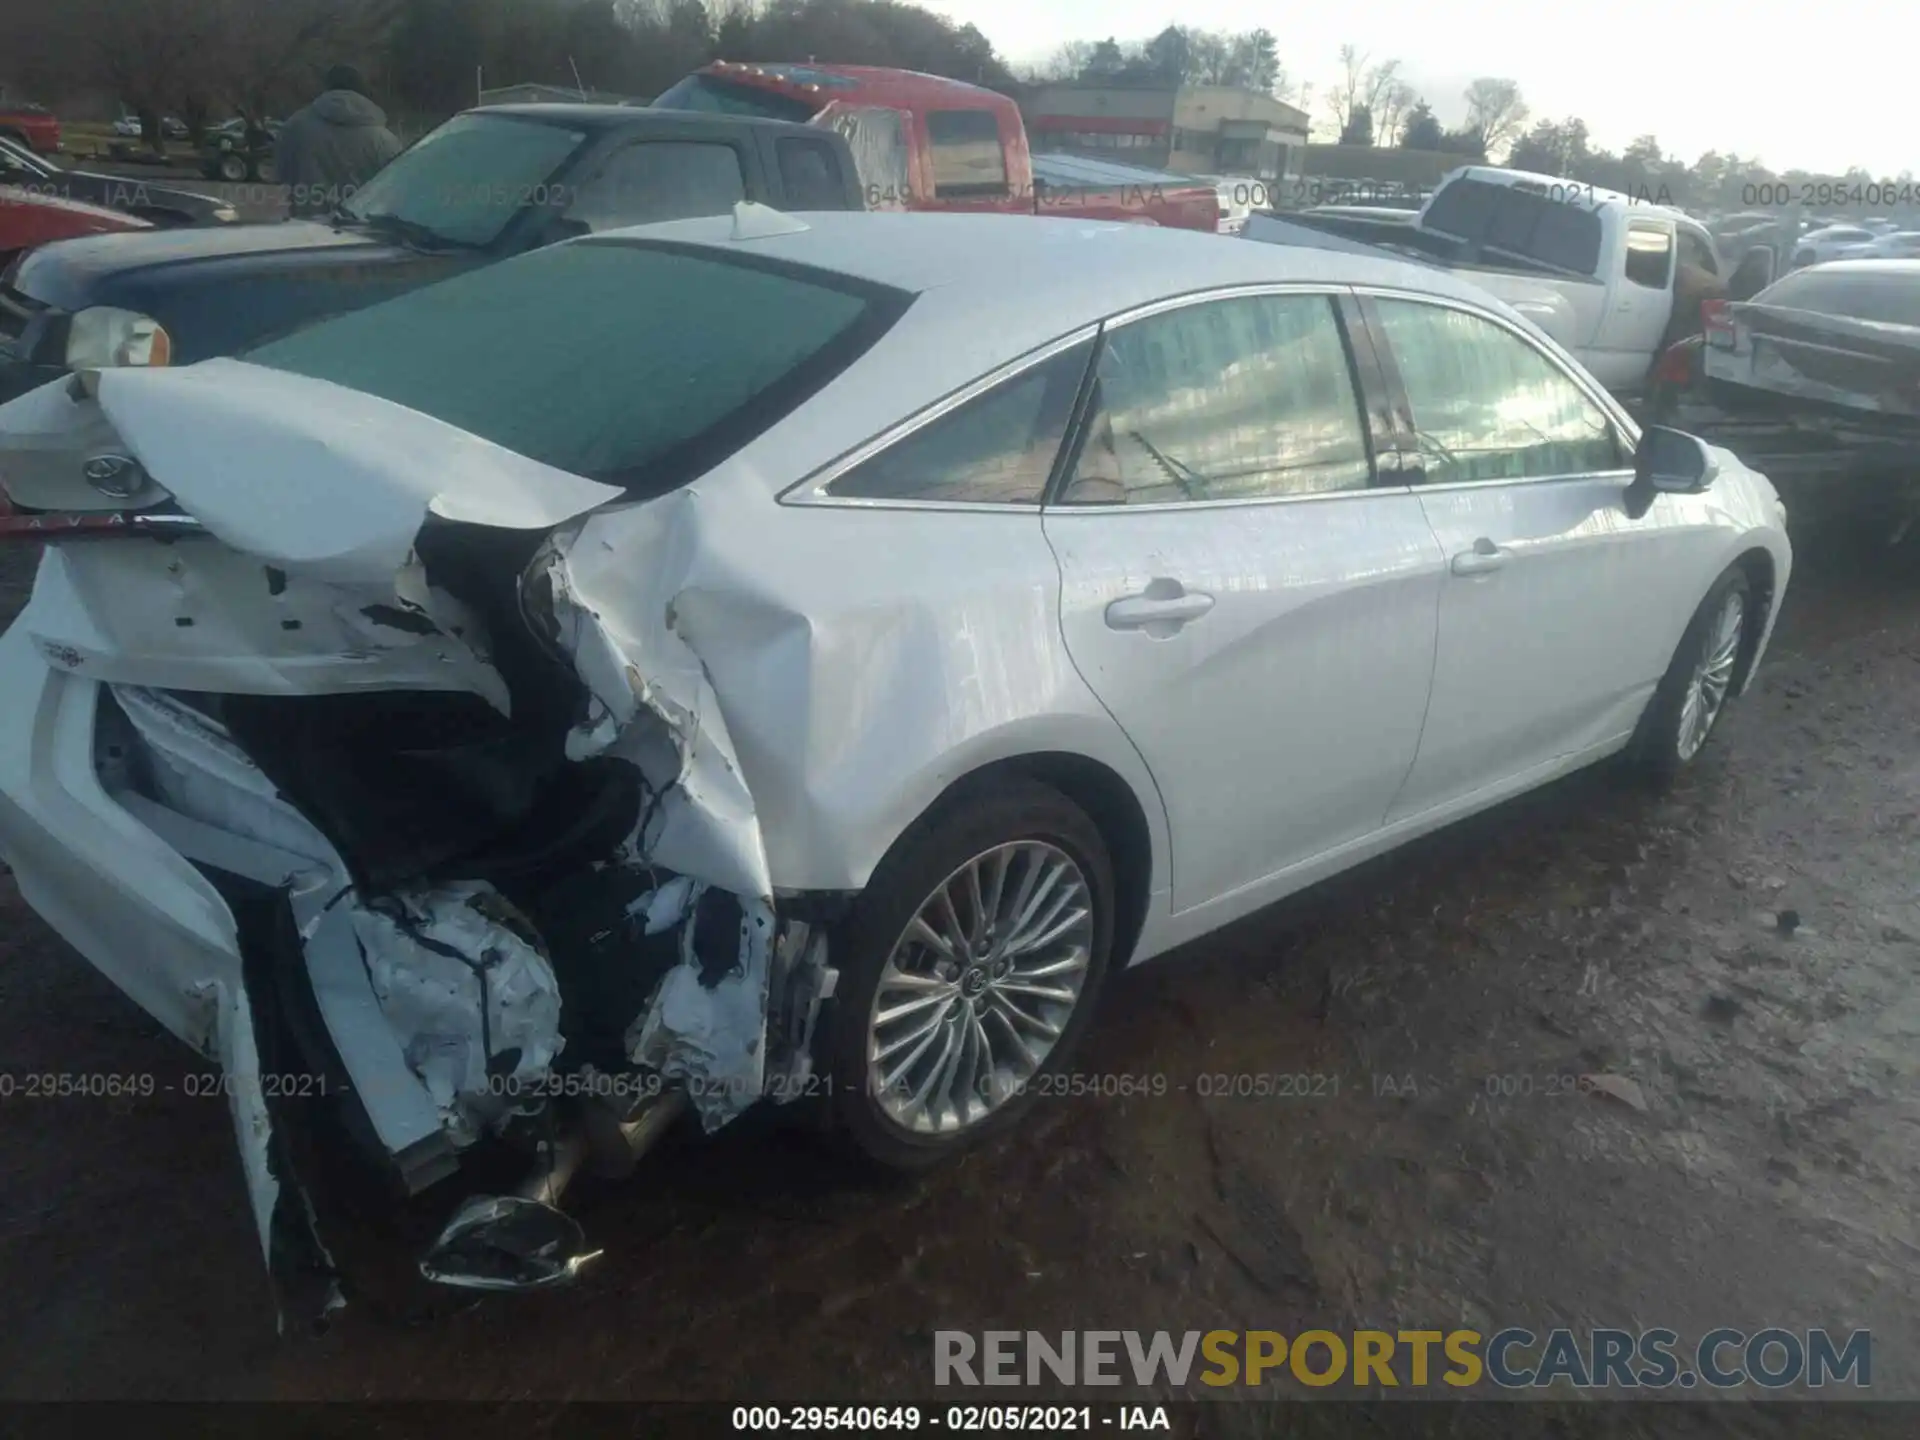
[535,503,772,901]
[111,686,462,1184]
[113,683,340,872]
[626,886,777,1130]
[207,971,288,1287]
[763,924,835,1103]
[352,883,565,1148]
[628,873,698,935]
[203,969,344,1330]
[31,542,511,712]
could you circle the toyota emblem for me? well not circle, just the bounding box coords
[82,454,145,499]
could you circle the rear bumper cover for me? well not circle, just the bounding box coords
[0,624,348,1324]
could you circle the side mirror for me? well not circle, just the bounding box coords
[1624,425,1718,519]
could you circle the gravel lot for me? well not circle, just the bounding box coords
[0,489,1916,1408]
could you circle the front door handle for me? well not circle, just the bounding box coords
[1450,537,1509,576]
[1105,579,1215,634]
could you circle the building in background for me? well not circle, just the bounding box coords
[1021,83,1308,182]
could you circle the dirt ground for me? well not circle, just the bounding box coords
[1,491,1916,1408]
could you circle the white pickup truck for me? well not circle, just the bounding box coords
[1254,165,1732,396]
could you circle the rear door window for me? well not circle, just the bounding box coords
[825,342,1091,504]
[927,110,1008,199]
[562,141,746,231]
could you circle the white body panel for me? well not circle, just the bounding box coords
[1392,477,1742,821]
[0,211,1793,1163]
[1044,492,1443,914]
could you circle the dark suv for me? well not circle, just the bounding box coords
[1,104,863,401]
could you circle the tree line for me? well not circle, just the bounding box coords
[0,0,1014,138]
[0,0,1896,201]
[1041,30,1907,208]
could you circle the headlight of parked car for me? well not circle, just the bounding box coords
[66,307,173,370]
[211,204,239,223]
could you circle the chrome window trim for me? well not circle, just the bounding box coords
[1348,282,1642,452]
[782,282,1363,512]
[1045,482,1413,516]
[1094,279,1349,328]
[1410,469,1634,497]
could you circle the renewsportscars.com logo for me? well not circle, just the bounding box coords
[933,1328,1872,1390]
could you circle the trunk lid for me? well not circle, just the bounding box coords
[0,359,622,582]
[0,361,623,708]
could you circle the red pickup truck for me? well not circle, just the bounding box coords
[0,103,61,155]
[652,62,1220,232]
[2,187,148,267]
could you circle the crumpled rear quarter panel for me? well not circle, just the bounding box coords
[553,476,1167,898]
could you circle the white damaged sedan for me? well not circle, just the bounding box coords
[0,207,1789,1319]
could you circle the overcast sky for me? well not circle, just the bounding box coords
[927,0,1904,178]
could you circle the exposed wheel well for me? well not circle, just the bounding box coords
[1730,547,1776,691]
[925,753,1155,969]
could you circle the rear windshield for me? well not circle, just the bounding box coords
[1754,267,1920,328]
[244,241,910,487]
[1423,177,1603,277]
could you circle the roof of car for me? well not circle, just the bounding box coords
[581,212,1547,489]
[468,102,821,137]
[466,103,833,142]
[1805,257,1920,275]
[597,209,1501,325]
[696,61,1004,108]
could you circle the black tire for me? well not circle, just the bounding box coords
[218,152,248,183]
[821,777,1115,1171]
[1631,566,1752,789]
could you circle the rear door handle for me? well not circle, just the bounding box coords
[1105,580,1215,633]
[1450,538,1509,576]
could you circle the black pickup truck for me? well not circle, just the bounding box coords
[0,105,863,401]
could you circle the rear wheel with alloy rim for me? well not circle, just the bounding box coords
[825,779,1114,1168]
[1633,566,1752,787]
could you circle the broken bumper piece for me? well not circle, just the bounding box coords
[0,619,839,1319]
